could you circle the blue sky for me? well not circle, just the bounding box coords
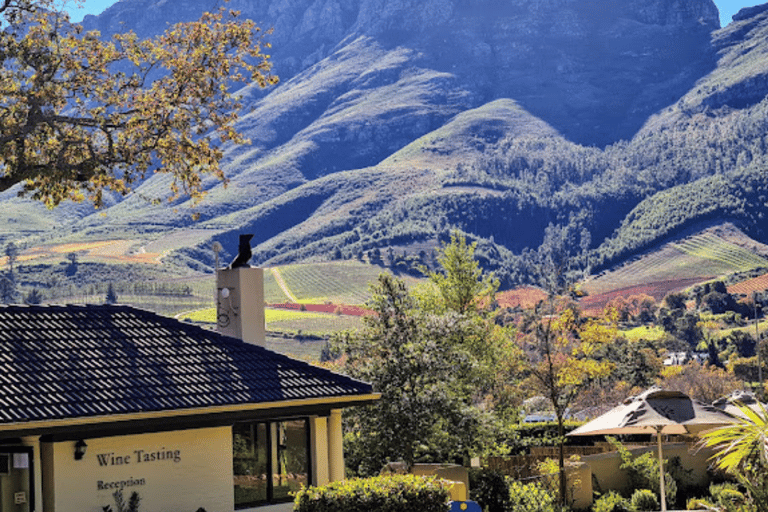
[717,0,764,25]
[66,0,764,27]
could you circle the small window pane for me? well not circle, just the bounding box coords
[273,420,308,500]
[233,422,268,506]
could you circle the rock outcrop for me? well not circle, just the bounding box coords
[84,0,720,146]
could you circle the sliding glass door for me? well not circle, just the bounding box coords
[233,419,309,508]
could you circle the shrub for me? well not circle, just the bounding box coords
[607,437,677,506]
[292,474,450,512]
[686,497,715,510]
[717,488,747,508]
[468,468,509,512]
[506,480,558,512]
[708,482,748,510]
[592,491,631,512]
[630,489,658,511]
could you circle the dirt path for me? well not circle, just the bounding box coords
[271,267,298,302]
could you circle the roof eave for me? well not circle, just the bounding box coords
[0,393,381,439]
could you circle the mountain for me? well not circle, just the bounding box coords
[3,0,768,288]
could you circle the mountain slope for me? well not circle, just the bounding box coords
[6,0,768,289]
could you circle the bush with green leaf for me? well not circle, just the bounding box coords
[506,480,558,512]
[629,489,658,511]
[292,474,450,512]
[592,491,631,512]
[686,496,715,510]
[468,468,509,512]
[606,437,677,506]
[705,482,748,511]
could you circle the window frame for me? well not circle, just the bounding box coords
[233,418,311,508]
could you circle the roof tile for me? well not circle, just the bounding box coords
[0,304,372,424]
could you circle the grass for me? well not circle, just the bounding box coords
[262,334,328,361]
[54,293,212,317]
[717,322,768,339]
[179,307,217,323]
[180,307,330,324]
[622,325,665,342]
[178,306,363,336]
[672,234,768,272]
[269,314,363,336]
[586,232,768,297]
[268,261,414,305]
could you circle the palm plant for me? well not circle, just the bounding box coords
[701,402,768,511]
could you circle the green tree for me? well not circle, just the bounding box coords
[335,274,492,475]
[597,335,661,389]
[663,292,688,311]
[0,0,276,207]
[4,242,18,274]
[413,231,511,394]
[105,283,118,304]
[420,231,499,315]
[0,274,15,304]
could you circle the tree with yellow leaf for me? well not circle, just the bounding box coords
[0,0,276,208]
[519,298,616,506]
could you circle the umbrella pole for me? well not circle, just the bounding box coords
[657,427,667,512]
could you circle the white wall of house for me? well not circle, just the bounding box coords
[42,427,234,512]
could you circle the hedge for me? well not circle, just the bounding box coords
[293,474,451,512]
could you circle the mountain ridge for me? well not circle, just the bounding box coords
[4,0,768,289]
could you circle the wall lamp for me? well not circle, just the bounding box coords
[74,440,87,460]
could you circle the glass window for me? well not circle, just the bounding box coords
[233,419,309,508]
[233,423,269,506]
[0,448,33,512]
[273,420,309,500]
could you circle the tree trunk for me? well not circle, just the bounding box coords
[558,415,567,507]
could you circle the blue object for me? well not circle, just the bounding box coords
[449,501,482,512]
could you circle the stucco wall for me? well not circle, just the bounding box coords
[583,442,715,497]
[45,427,234,512]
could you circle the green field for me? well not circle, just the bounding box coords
[264,261,422,304]
[53,292,212,317]
[672,234,768,272]
[182,307,330,324]
[179,306,364,336]
[586,232,768,296]
[262,334,328,361]
[622,325,665,342]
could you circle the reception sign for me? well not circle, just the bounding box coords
[42,427,234,512]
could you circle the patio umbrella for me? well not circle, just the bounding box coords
[567,387,736,511]
[712,390,767,419]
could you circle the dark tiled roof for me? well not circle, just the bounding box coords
[0,304,373,424]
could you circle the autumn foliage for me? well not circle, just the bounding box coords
[0,0,277,207]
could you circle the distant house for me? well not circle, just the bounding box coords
[0,267,377,512]
[522,413,556,423]
[663,351,708,366]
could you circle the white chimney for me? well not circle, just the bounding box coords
[215,267,266,345]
